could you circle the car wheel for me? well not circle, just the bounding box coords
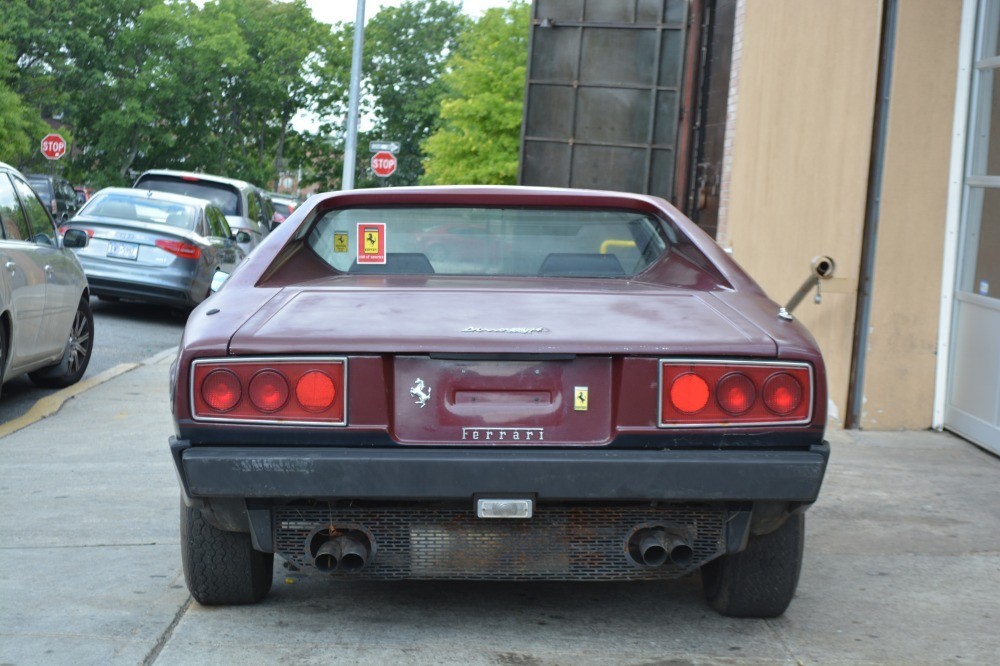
[180,499,273,605]
[28,297,94,388]
[701,512,804,618]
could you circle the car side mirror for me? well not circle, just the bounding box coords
[211,269,230,293]
[235,231,252,244]
[62,228,89,249]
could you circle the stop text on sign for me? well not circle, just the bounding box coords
[371,151,397,178]
[41,133,67,160]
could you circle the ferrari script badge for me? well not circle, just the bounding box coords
[410,378,432,408]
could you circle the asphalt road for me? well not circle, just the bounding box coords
[0,296,186,423]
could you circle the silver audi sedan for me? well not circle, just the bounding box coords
[64,188,246,309]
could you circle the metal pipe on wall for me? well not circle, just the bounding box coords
[846,0,898,429]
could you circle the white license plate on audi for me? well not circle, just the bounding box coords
[476,498,533,519]
[107,241,139,260]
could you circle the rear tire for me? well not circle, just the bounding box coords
[701,513,805,618]
[29,296,94,388]
[180,499,273,605]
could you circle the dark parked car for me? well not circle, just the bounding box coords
[63,188,246,309]
[24,173,80,223]
[169,186,829,618]
[1,162,92,392]
[133,170,271,256]
[264,191,302,227]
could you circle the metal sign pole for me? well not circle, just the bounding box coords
[342,0,366,190]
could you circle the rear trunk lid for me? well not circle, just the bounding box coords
[70,216,196,267]
[228,277,775,356]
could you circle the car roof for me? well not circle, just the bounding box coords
[135,169,255,192]
[0,162,27,179]
[23,173,60,182]
[94,186,215,208]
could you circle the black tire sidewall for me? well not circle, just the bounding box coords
[702,513,805,618]
[180,499,273,605]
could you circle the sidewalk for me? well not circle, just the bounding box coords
[1,354,998,664]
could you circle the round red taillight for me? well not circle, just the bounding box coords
[202,369,241,412]
[248,370,289,412]
[717,373,756,415]
[670,373,710,414]
[763,373,803,415]
[296,371,336,412]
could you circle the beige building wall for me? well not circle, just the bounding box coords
[721,0,883,425]
[859,0,962,428]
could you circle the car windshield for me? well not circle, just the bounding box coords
[84,192,199,229]
[307,206,671,277]
[136,176,241,216]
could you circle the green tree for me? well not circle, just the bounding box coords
[360,1,469,186]
[421,2,529,185]
[0,42,50,165]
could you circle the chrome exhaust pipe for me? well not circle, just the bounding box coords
[633,528,694,567]
[668,539,693,566]
[639,531,670,567]
[314,539,342,572]
[337,535,371,573]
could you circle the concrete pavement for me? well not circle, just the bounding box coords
[1,351,998,665]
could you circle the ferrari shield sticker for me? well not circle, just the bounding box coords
[333,231,349,253]
[574,386,589,411]
[357,222,386,264]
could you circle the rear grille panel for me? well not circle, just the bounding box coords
[275,503,726,580]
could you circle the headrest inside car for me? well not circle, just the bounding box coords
[538,253,625,277]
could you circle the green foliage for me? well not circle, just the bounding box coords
[0,0,530,193]
[421,2,529,185]
[360,1,469,186]
[0,42,50,164]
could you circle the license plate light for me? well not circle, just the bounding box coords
[476,498,533,519]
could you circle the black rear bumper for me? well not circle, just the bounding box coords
[170,437,830,503]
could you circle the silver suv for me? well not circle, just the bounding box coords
[1,162,93,391]
[133,170,272,256]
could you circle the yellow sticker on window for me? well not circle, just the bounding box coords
[333,232,348,253]
[363,227,380,254]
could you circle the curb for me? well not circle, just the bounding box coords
[0,346,176,439]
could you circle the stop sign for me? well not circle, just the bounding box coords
[371,151,397,178]
[40,133,67,160]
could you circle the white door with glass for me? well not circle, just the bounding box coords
[947,0,1000,454]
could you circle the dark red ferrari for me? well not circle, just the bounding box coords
[170,186,829,617]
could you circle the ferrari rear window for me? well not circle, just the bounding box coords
[306,207,670,277]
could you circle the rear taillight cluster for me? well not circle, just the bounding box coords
[659,360,812,427]
[156,239,201,259]
[58,225,94,237]
[191,358,347,425]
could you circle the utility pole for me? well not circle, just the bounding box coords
[341,0,365,190]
